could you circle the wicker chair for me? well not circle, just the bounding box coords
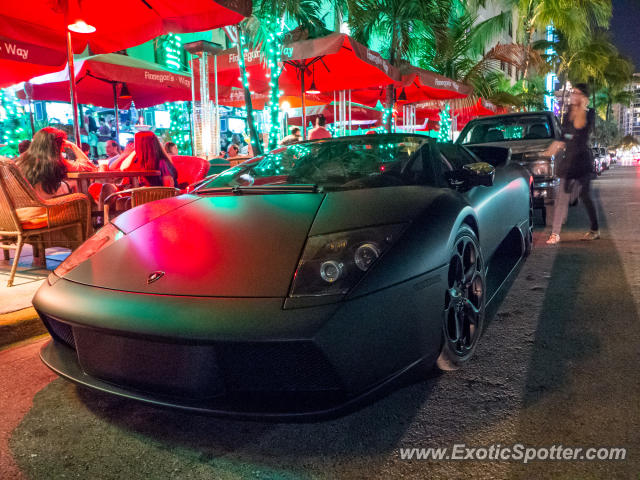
[0,159,91,287]
[103,186,180,223]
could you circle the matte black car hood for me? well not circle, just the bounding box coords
[63,193,324,296]
[63,187,441,297]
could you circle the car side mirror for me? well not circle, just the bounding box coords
[446,162,495,191]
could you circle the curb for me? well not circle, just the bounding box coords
[0,307,47,349]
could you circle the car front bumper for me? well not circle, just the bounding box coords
[34,269,446,419]
[532,178,559,207]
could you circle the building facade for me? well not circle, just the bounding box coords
[615,73,640,138]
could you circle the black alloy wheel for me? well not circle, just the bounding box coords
[437,225,486,371]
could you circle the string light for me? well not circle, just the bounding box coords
[163,101,191,154]
[438,103,452,142]
[162,33,183,71]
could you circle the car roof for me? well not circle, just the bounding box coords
[465,111,554,122]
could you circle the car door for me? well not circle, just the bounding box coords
[432,143,513,260]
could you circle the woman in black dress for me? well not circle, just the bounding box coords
[547,83,599,244]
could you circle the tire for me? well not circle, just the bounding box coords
[436,225,486,371]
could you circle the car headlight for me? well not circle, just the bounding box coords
[527,159,553,177]
[54,223,125,278]
[289,224,407,297]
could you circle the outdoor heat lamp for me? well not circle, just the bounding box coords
[66,0,96,33]
[305,66,320,95]
[67,20,96,33]
[306,81,320,95]
[118,83,132,100]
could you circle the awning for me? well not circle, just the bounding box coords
[0,0,250,56]
[349,67,471,107]
[207,33,400,96]
[18,54,192,108]
[0,0,249,89]
[0,35,68,89]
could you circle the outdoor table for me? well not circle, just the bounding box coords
[66,170,161,195]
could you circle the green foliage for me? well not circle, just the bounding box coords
[593,115,619,146]
[160,102,191,154]
[420,5,511,82]
[0,89,31,158]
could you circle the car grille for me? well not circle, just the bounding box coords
[216,342,342,392]
[47,320,344,398]
[39,314,75,350]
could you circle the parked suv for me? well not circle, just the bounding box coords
[456,111,563,218]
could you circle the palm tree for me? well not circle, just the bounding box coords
[513,0,611,78]
[416,2,543,111]
[347,0,443,131]
[420,7,523,85]
[239,0,325,151]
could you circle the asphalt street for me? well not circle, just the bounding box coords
[1,166,639,479]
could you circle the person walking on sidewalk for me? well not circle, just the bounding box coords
[546,83,600,244]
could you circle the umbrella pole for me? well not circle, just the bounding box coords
[112,84,120,145]
[66,31,81,146]
[27,96,35,136]
[301,72,306,140]
[333,90,338,137]
[189,58,196,156]
[348,90,352,135]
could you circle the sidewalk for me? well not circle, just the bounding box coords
[0,245,69,347]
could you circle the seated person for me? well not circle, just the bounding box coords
[117,132,177,187]
[109,140,134,169]
[62,140,97,172]
[280,127,302,145]
[16,127,71,200]
[18,139,31,155]
[105,140,121,165]
[89,132,177,206]
[227,144,240,159]
[164,141,179,156]
[81,142,92,161]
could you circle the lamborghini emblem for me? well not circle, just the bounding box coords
[147,271,165,284]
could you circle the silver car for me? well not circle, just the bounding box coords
[456,112,563,221]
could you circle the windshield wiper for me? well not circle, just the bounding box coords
[196,184,321,195]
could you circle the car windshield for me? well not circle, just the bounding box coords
[196,135,432,192]
[458,115,553,144]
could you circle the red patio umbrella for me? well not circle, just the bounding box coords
[0,1,250,56]
[0,35,69,89]
[211,33,400,95]
[0,0,251,143]
[202,33,400,137]
[349,67,472,107]
[20,54,192,109]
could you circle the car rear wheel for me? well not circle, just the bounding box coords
[436,226,486,371]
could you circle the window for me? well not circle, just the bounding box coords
[436,144,477,169]
[458,115,553,144]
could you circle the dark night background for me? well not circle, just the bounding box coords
[611,0,640,71]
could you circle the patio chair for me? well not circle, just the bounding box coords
[171,155,210,190]
[103,186,180,223]
[0,159,91,287]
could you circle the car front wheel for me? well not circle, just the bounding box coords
[436,225,486,371]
